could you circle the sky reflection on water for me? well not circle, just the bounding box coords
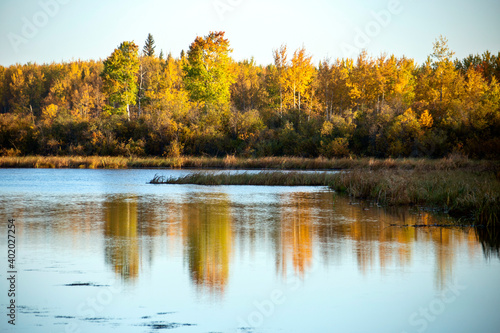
[0,169,499,333]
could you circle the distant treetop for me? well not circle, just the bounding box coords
[143,33,156,57]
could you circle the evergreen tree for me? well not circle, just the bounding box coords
[143,33,156,57]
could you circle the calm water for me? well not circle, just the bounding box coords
[0,169,499,333]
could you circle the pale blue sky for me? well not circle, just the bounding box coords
[0,0,499,66]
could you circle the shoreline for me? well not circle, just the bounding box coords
[1,156,498,226]
[150,169,499,227]
[0,155,498,171]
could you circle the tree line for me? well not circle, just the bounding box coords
[1,32,499,158]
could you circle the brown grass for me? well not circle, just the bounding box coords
[0,155,497,171]
[329,169,499,226]
[151,169,500,226]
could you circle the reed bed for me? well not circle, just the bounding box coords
[150,171,337,186]
[330,169,499,226]
[0,155,497,171]
[1,154,497,225]
[0,155,129,169]
[151,169,499,226]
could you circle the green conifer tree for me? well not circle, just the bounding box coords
[143,33,156,57]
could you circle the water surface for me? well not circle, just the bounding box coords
[0,169,499,333]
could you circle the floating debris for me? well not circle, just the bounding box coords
[140,321,196,330]
[63,282,110,287]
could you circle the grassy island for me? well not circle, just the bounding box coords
[149,159,499,226]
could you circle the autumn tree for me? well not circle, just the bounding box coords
[141,55,189,118]
[289,47,315,113]
[455,51,500,83]
[414,36,464,126]
[271,46,315,116]
[0,33,498,159]
[431,35,457,103]
[101,41,140,120]
[332,59,354,113]
[231,58,266,111]
[385,108,422,157]
[6,64,46,119]
[315,59,350,119]
[390,56,416,107]
[348,51,379,110]
[316,60,333,118]
[138,34,158,115]
[40,61,104,120]
[273,44,288,116]
[8,67,30,114]
[183,31,235,109]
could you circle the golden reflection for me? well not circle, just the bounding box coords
[4,188,496,297]
[330,200,483,288]
[104,196,140,282]
[277,193,314,277]
[91,190,495,292]
[273,193,487,289]
[182,194,232,295]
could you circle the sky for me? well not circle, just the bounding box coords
[0,0,499,67]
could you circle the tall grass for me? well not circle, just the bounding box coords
[151,169,500,226]
[0,156,129,169]
[150,171,336,186]
[329,170,499,226]
[0,155,497,171]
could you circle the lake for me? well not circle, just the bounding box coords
[0,168,499,333]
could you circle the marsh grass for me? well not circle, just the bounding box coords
[151,169,500,226]
[150,171,336,186]
[0,155,497,171]
[0,154,497,225]
[330,169,499,226]
[0,156,129,169]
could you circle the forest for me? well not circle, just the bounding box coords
[1,32,499,159]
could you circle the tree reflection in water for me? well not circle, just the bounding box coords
[182,193,232,296]
[277,193,314,277]
[103,195,140,282]
[99,191,499,294]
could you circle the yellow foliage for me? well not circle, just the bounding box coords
[403,107,415,118]
[320,121,334,136]
[419,110,434,128]
[42,104,58,120]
